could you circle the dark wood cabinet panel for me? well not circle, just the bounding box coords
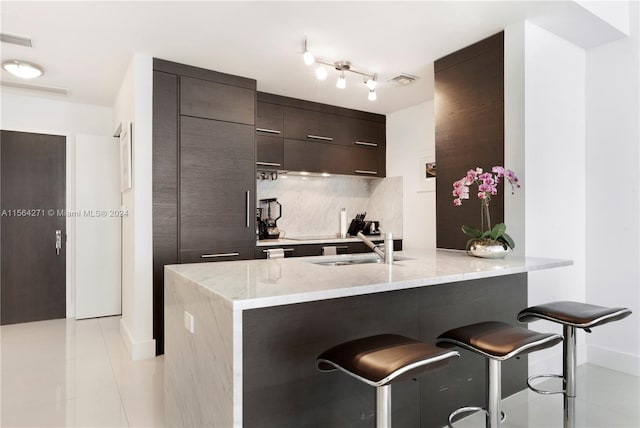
[152,70,179,355]
[179,247,254,264]
[284,139,383,177]
[180,116,256,251]
[283,107,349,145]
[435,32,504,250]
[348,117,386,149]
[256,135,283,169]
[180,76,255,125]
[256,102,283,134]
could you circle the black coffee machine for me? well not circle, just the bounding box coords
[258,198,282,240]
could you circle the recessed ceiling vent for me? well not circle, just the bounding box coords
[1,33,32,47]
[388,73,419,86]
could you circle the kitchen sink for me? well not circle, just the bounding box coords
[308,254,411,267]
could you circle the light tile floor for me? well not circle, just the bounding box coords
[1,316,163,428]
[1,316,638,427]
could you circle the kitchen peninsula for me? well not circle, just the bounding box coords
[164,250,570,428]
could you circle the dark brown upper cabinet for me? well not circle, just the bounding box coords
[256,102,284,170]
[284,139,382,177]
[348,117,386,150]
[283,107,349,146]
[180,76,255,125]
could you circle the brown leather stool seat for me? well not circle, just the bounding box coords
[437,321,562,427]
[517,301,631,330]
[317,334,459,428]
[518,301,632,428]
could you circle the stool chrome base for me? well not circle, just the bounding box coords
[447,407,506,428]
[527,373,565,395]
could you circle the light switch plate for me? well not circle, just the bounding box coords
[184,310,195,334]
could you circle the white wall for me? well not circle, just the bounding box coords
[113,53,155,360]
[75,135,121,319]
[522,21,588,375]
[585,0,639,375]
[386,100,436,250]
[0,88,114,319]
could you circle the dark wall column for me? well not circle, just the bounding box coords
[435,32,505,250]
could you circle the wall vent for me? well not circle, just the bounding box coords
[1,33,32,47]
[388,73,419,86]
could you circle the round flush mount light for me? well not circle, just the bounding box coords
[2,60,44,79]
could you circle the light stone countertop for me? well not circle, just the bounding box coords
[165,250,572,311]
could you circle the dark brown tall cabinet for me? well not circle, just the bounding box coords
[435,32,505,250]
[153,59,256,354]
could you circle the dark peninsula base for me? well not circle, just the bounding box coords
[242,273,527,427]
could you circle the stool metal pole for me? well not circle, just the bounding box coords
[563,325,577,428]
[487,359,501,428]
[376,384,392,428]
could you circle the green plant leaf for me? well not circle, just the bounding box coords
[480,230,492,239]
[499,232,515,249]
[490,223,506,240]
[461,225,482,238]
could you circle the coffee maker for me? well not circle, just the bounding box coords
[258,198,282,240]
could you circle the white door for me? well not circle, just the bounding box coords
[75,134,121,319]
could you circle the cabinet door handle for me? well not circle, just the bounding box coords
[262,248,295,253]
[354,170,378,175]
[256,162,282,167]
[246,190,251,228]
[307,135,333,141]
[354,141,378,147]
[256,128,281,135]
[201,253,240,258]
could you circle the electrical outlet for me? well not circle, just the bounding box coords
[184,310,195,334]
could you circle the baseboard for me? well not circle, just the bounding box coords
[587,344,639,376]
[120,318,156,360]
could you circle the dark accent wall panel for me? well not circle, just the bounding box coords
[435,32,505,250]
[152,70,179,355]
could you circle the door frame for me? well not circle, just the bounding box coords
[2,127,76,318]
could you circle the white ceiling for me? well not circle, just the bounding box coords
[1,1,569,114]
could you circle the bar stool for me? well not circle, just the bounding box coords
[517,301,632,427]
[317,334,459,428]
[437,321,563,428]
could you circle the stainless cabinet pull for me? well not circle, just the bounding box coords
[354,170,378,175]
[307,135,333,141]
[201,253,240,258]
[256,128,281,135]
[354,141,378,147]
[256,162,282,167]
[246,191,251,228]
[262,248,294,253]
[55,230,62,255]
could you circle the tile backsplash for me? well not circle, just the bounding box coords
[257,175,403,238]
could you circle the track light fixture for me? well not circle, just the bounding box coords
[302,38,378,101]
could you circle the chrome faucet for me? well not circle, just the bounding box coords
[357,231,394,264]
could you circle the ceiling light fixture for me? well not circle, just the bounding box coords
[302,38,378,101]
[336,70,346,89]
[303,38,315,66]
[2,60,43,79]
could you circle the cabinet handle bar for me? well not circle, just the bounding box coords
[256,128,281,135]
[262,248,295,253]
[307,135,333,141]
[354,170,378,175]
[354,141,378,147]
[201,253,240,258]
[246,191,251,228]
[256,162,282,167]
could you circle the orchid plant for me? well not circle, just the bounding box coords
[452,166,521,250]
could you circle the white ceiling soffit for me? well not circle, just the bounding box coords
[0,1,632,114]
